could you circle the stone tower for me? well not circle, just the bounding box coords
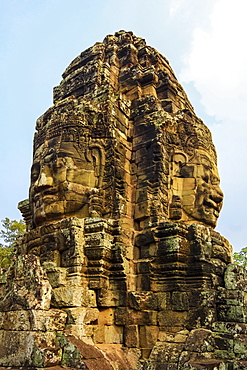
[0,31,247,369]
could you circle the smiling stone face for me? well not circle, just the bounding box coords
[169,150,223,227]
[30,140,101,227]
[187,154,223,226]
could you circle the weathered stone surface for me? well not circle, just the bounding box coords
[0,254,51,311]
[51,286,97,308]
[224,263,247,290]
[124,325,139,347]
[0,310,31,330]
[0,330,60,367]
[66,306,99,325]
[0,30,245,369]
[30,309,67,331]
[0,330,35,367]
[94,324,123,344]
[45,266,67,288]
[98,308,115,325]
[128,291,157,310]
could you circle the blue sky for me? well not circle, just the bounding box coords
[1,0,247,251]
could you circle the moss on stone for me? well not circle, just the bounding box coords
[56,332,85,368]
[31,345,44,367]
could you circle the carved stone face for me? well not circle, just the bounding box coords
[170,151,223,227]
[29,140,99,227]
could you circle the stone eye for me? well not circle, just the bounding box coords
[211,175,219,185]
[31,163,40,183]
[44,152,56,163]
[52,157,64,171]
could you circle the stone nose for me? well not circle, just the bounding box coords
[210,185,223,204]
[34,166,54,191]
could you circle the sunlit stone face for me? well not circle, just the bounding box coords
[170,150,223,227]
[29,139,98,227]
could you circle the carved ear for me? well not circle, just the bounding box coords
[171,152,194,178]
[171,152,187,177]
[172,153,187,165]
[87,145,105,187]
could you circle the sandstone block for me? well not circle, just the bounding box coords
[97,288,126,307]
[224,263,247,290]
[158,310,187,327]
[0,310,31,331]
[52,287,97,308]
[98,308,115,325]
[30,309,67,331]
[45,267,67,288]
[93,324,106,343]
[213,349,235,360]
[149,342,184,363]
[41,249,61,265]
[65,324,94,339]
[141,348,152,359]
[158,330,188,343]
[0,330,34,367]
[115,307,157,325]
[39,347,62,367]
[33,330,58,348]
[184,329,213,352]
[212,321,247,335]
[139,326,159,348]
[233,335,247,357]
[217,305,245,322]
[0,330,59,367]
[155,292,170,310]
[213,334,234,351]
[157,236,189,255]
[134,201,150,220]
[66,307,99,325]
[84,308,100,324]
[124,325,139,347]
[105,325,123,344]
[217,287,241,301]
[128,291,157,310]
[172,291,189,311]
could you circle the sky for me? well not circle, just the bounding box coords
[1,0,247,252]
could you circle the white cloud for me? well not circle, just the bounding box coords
[179,0,247,250]
[180,0,247,122]
[169,0,186,16]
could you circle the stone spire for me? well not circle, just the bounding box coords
[1,31,246,370]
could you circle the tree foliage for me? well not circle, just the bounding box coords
[0,218,26,269]
[0,247,15,269]
[0,218,26,248]
[233,247,247,268]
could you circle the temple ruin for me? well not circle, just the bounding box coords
[0,30,247,369]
